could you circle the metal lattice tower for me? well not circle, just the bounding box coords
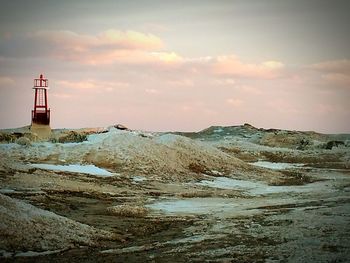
[32,74,50,125]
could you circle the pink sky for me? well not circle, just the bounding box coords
[0,1,349,133]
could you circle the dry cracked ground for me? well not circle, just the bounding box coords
[0,124,349,262]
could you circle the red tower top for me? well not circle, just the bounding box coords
[32,74,50,125]
[34,74,48,88]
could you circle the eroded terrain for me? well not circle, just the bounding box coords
[0,124,349,262]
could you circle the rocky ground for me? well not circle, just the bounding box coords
[0,124,349,262]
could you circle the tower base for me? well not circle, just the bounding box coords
[30,123,52,139]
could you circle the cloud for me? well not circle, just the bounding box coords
[98,29,163,50]
[213,55,284,79]
[1,30,287,75]
[0,76,15,87]
[266,98,300,114]
[240,85,263,95]
[31,29,163,51]
[41,30,182,65]
[56,79,129,91]
[51,93,73,99]
[141,23,169,33]
[167,79,194,87]
[308,59,350,74]
[307,59,350,88]
[226,98,244,107]
[0,29,168,65]
[322,73,350,87]
[57,80,98,90]
[151,52,183,63]
[262,61,284,69]
[316,103,336,114]
[214,78,236,86]
[1,29,287,79]
[145,88,158,94]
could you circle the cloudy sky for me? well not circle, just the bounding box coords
[0,0,349,133]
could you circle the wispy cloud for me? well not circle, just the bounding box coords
[0,76,15,87]
[0,29,168,65]
[226,98,244,107]
[56,79,129,90]
[167,79,194,87]
[308,59,350,88]
[322,73,350,87]
[308,59,350,74]
[213,55,284,79]
[145,88,158,94]
[31,29,164,51]
[51,93,73,99]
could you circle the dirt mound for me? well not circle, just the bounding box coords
[50,128,107,143]
[0,131,38,144]
[0,193,117,252]
[55,131,88,143]
[259,130,327,149]
[82,130,249,179]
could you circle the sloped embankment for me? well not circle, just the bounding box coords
[0,193,118,253]
[83,131,248,178]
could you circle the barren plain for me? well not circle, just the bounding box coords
[0,124,349,262]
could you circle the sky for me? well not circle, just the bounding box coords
[0,0,349,133]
